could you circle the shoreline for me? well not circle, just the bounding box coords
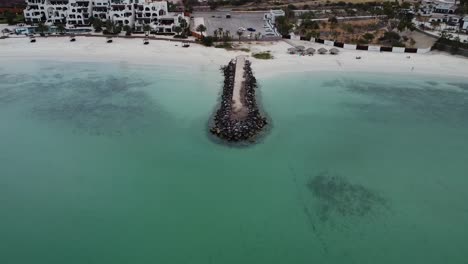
[1,37,467,79]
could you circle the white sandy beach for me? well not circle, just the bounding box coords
[0,36,467,79]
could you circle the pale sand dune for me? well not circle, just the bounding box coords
[0,37,466,80]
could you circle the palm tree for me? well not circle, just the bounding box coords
[223,30,231,42]
[123,25,132,36]
[236,30,243,43]
[173,26,182,36]
[179,19,187,29]
[105,20,114,34]
[92,18,103,32]
[196,24,206,38]
[37,23,48,36]
[254,32,261,40]
[56,23,66,35]
[143,24,151,35]
[4,11,16,25]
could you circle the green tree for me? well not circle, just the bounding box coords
[201,36,214,46]
[222,30,231,42]
[143,24,151,34]
[382,2,396,19]
[196,24,206,38]
[275,16,292,36]
[301,19,319,30]
[92,18,103,32]
[4,11,16,25]
[37,23,48,35]
[174,26,182,35]
[254,32,261,40]
[105,20,115,34]
[236,29,243,43]
[56,23,66,34]
[180,19,187,29]
[123,25,132,36]
[363,33,374,42]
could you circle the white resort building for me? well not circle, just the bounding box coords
[23,0,187,33]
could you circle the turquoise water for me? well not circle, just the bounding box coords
[1,60,468,263]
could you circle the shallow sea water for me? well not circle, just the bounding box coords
[1,60,468,264]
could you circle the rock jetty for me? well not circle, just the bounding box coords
[210,56,268,142]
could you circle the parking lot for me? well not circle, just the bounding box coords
[192,11,279,39]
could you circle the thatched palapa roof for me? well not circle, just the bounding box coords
[305,47,316,54]
[295,45,305,51]
[318,47,328,54]
[287,47,297,54]
[330,48,340,55]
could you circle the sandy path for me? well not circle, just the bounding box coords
[232,55,247,119]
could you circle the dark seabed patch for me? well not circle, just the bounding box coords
[0,72,168,136]
[307,172,388,224]
[426,81,438,86]
[448,82,468,91]
[341,79,468,125]
[31,77,165,136]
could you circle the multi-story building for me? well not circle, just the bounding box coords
[24,0,187,33]
[92,0,109,21]
[134,0,184,33]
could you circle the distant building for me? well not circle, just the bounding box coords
[264,9,285,25]
[23,0,187,33]
[429,13,461,24]
[433,3,457,14]
[420,0,458,15]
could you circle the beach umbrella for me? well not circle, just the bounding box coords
[287,47,297,54]
[295,45,305,51]
[318,47,328,54]
[306,47,316,55]
[329,48,339,55]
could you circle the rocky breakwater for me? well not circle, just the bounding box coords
[210,56,268,143]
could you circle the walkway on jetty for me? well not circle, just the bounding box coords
[232,55,248,120]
